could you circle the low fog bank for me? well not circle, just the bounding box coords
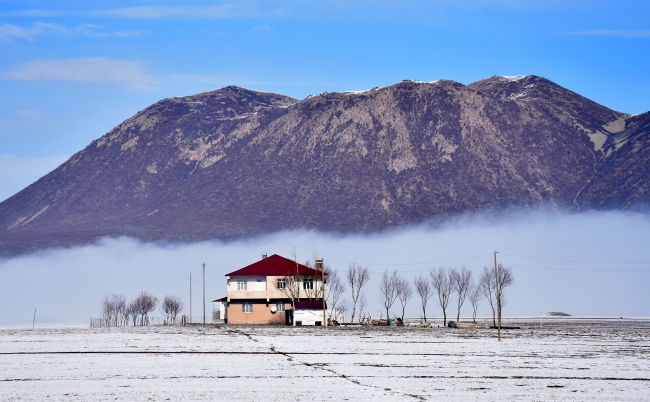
[1,210,649,326]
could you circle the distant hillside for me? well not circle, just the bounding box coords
[2,76,649,256]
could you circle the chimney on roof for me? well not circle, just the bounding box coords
[262,253,268,259]
[315,258,324,271]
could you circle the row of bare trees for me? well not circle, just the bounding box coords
[273,247,514,326]
[374,264,513,326]
[100,292,184,326]
[423,265,514,326]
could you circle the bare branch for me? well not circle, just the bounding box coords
[479,264,514,327]
[451,265,472,321]
[479,266,496,326]
[379,270,400,325]
[468,282,481,323]
[414,274,431,322]
[325,268,345,324]
[430,267,453,326]
[396,276,413,322]
[161,295,184,325]
[346,263,370,323]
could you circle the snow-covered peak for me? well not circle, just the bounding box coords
[341,89,372,95]
[495,75,527,82]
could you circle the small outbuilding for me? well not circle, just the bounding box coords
[293,300,326,326]
[212,297,227,324]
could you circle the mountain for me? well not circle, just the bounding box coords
[1,76,649,256]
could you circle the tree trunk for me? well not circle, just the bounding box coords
[490,306,496,327]
[443,310,447,326]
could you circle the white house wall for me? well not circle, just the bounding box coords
[294,309,325,326]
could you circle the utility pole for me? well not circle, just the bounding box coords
[316,258,326,328]
[202,262,206,326]
[494,251,501,341]
[190,271,193,324]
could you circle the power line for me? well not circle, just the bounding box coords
[327,253,492,267]
[500,252,650,265]
[504,264,650,272]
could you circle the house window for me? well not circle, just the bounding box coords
[303,278,314,290]
[237,279,247,291]
[276,302,285,312]
[277,278,286,289]
[242,302,253,313]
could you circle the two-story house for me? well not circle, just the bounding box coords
[223,253,326,325]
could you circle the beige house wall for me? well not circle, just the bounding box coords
[227,300,290,325]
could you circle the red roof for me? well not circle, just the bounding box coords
[212,297,227,302]
[226,254,324,277]
[294,300,327,310]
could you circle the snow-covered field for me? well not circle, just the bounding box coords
[1,319,649,401]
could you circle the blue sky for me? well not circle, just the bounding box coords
[0,0,649,197]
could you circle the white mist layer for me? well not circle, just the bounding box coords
[1,210,649,326]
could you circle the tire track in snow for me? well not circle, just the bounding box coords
[231,327,427,400]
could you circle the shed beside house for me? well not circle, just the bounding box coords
[294,300,327,326]
[212,297,227,324]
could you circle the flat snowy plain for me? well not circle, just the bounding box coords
[1,319,649,401]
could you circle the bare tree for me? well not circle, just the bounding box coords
[346,263,370,323]
[479,267,497,327]
[303,258,327,302]
[161,295,184,325]
[451,266,472,321]
[414,274,432,322]
[274,245,304,311]
[112,294,127,326]
[100,293,127,326]
[379,270,400,325]
[430,267,453,326]
[128,300,138,326]
[479,264,513,327]
[496,265,514,319]
[468,282,481,323]
[396,277,413,322]
[338,299,350,324]
[133,291,158,326]
[101,295,114,326]
[358,293,368,323]
[325,268,345,324]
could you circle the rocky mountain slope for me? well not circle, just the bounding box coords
[1,76,648,256]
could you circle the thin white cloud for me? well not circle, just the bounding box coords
[566,30,650,38]
[4,3,289,20]
[0,22,66,41]
[12,109,44,119]
[1,58,156,90]
[0,22,146,41]
[250,24,273,33]
[87,4,261,19]
[0,59,258,91]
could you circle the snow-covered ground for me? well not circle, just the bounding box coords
[1,319,649,401]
